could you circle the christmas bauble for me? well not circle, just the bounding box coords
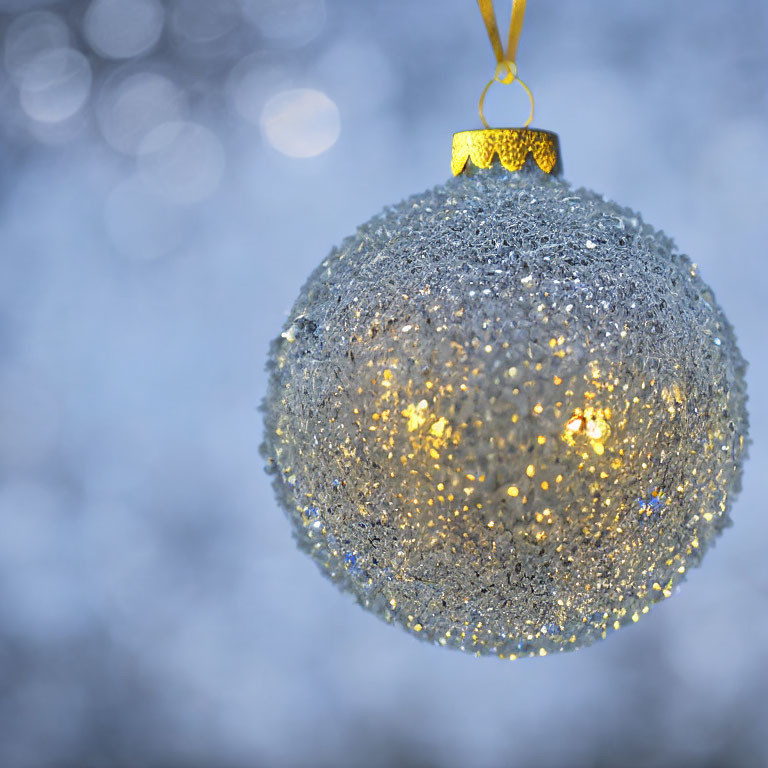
[262,129,748,657]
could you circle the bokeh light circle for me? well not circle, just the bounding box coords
[4,11,70,86]
[169,0,240,48]
[226,55,291,126]
[260,88,340,159]
[137,121,225,204]
[84,0,164,60]
[19,47,92,123]
[97,71,187,155]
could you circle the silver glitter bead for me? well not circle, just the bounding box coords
[262,163,748,657]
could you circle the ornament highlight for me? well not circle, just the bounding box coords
[262,133,748,657]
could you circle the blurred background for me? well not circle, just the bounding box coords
[0,1,766,766]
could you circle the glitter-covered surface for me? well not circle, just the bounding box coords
[262,163,748,658]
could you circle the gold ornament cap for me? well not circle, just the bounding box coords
[452,128,562,178]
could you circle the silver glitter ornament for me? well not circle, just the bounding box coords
[262,130,748,658]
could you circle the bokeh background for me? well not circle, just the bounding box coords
[0,1,766,766]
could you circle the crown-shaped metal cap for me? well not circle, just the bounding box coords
[452,128,562,177]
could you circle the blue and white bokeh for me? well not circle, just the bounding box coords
[0,1,766,766]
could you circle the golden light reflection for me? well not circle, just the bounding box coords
[562,406,611,455]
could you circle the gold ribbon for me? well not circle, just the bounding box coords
[476,0,535,129]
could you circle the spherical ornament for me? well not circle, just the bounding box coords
[262,131,748,657]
